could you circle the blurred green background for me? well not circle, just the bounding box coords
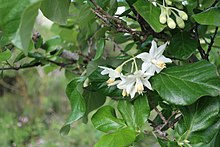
[0,69,158,147]
[0,69,100,147]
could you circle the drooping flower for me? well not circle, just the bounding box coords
[117,70,153,98]
[136,40,172,74]
[99,66,121,86]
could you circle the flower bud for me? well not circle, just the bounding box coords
[178,142,184,146]
[184,140,190,144]
[83,78,89,87]
[165,0,172,5]
[167,17,176,29]
[176,17,185,28]
[178,11,188,20]
[159,13,167,24]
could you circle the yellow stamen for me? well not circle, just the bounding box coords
[107,78,115,84]
[136,83,144,94]
[156,61,166,69]
[122,89,127,97]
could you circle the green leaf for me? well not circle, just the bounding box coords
[199,0,216,9]
[12,0,41,54]
[40,0,70,25]
[0,0,36,47]
[94,38,105,61]
[151,61,220,105]
[192,7,220,26]
[0,49,12,62]
[60,77,86,135]
[118,100,136,128]
[117,95,150,128]
[168,32,198,59]
[176,97,220,144]
[133,0,166,33]
[134,95,150,127]
[94,127,136,147]
[83,90,106,123]
[91,105,126,133]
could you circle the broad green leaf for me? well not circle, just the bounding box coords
[118,100,135,128]
[0,49,12,62]
[193,7,220,26]
[176,97,220,144]
[151,61,220,105]
[0,0,35,47]
[40,0,70,25]
[94,38,105,61]
[60,77,86,135]
[117,95,150,128]
[168,32,198,59]
[94,127,136,147]
[133,0,166,33]
[188,120,220,145]
[133,95,150,127]
[91,105,126,133]
[12,0,41,54]
[83,90,106,123]
[199,0,215,9]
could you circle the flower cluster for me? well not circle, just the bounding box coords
[153,0,188,29]
[99,40,172,98]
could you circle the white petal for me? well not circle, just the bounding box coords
[155,67,162,73]
[155,42,168,58]
[117,80,126,89]
[129,87,136,98]
[108,80,121,86]
[142,79,153,90]
[136,52,151,61]
[141,62,152,73]
[126,80,135,94]
[149,40,158,57]
[158,56,172,63]
[143,72,154,78]
[99,66,113,75]
[145,64,156,75]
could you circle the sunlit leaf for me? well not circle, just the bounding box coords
[193,7,220,26]
[91,105,126,133]
[151,61,220,105]
[133,0,166,32]
[94,127,136,147]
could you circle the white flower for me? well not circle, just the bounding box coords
[136,40,172,74]
[117,70,153,98]
[99,66,121,86]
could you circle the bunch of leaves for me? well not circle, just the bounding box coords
[0,0,220,146]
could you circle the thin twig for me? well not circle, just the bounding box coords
[168,115,182,129]
[154,107,167,124]
[207,27,218,60]
[160,111,177,130]
[195,24,207,60]
[0,62,42,71]
[89,0,144,43]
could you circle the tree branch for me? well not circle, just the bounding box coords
[195,24,207,60]
[89,0,144,43]
[207,27,218,60]
[0,62,42,71]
